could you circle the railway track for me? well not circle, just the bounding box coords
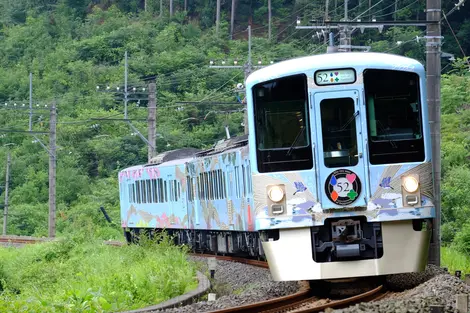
[0,235,51,245]
[207,285,388,313]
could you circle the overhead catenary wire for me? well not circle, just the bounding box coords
[372,0,419,18]
[354,0,386,21]
[442,12,469,68]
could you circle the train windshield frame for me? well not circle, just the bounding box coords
[252,74,313,173]
[364,69,425,164]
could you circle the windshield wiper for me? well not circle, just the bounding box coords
[331,110,359,133]
[286,126,306,156]
[376,120,397,148]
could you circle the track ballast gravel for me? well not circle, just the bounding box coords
[332,265,470,313]
[151,261,469,313]
[151,256,301,313]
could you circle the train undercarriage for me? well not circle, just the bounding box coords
[124,228,265,258]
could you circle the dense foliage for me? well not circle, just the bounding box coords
[0,0,468,254]
[0,234,197,312]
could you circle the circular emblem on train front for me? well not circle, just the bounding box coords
[325,169,362,206]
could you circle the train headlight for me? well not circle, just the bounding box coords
[268,186,285,202]
[403,176,419,193]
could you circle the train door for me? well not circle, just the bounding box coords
[313,90,368,209]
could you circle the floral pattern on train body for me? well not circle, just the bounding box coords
[119,146,256,232]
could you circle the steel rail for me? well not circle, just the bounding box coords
[207,285,386,313]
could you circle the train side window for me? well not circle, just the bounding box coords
[174,180,178,201]
[247,161,252,194]
[203,173,206,200]
[176,181,180,201]
[186,176,191,201]
[197,175,201,199]
[206,172,210,200]
[189,177,193,201]
[212,171,215,199]
[234,166,239,198]
[134,183,137,202]
[209,172,213,200]
[164,181,167,202]
[217,170,221,199]
[212,171,220,199]
[242,165,247,197]
[218,170,222,199]
[141,181,146,204]
[212,171,219,199]
[157,179,161,202]
[222,171,227,198]
[151,179,156,203]
[135,182,140,203]
[146,179,152,203]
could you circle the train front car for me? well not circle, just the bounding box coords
[246,52,434,281]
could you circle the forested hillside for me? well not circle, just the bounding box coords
[0,0,468,256]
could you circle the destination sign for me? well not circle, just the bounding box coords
[315,69,356,86]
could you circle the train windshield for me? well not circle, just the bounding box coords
[253,74,313,173]
[364,69,425,164]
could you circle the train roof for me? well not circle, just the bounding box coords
[246,52,424,86]
[120,135,249,173]
[196,134,248,157]
[147,148,201,166]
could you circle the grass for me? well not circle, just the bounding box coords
[0,234,197,313]
[441,245,470,275]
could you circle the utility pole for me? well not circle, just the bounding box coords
[243,25,252,135]
[29,73,33,132]
[2,151,10,236]
[230,0,236,39]
[124,51,129,119]
[426,0,441,266]
[48,102,57,238]
[216,0,221,35]
[148,81,157,161]
[160,0,163,17]
[268,0,272,40]
[324,0,330,44]
[394,0,398,20]
[170,0,173,16]
[338,0,351,52]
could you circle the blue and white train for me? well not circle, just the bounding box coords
[119,52,434,281]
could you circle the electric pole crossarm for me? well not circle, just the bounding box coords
[48,103,57,238]
[2,152,10,235]
[0,129,48,134]
[296,26,339,29]
[323,21,433,25]
[209,66,244,69]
